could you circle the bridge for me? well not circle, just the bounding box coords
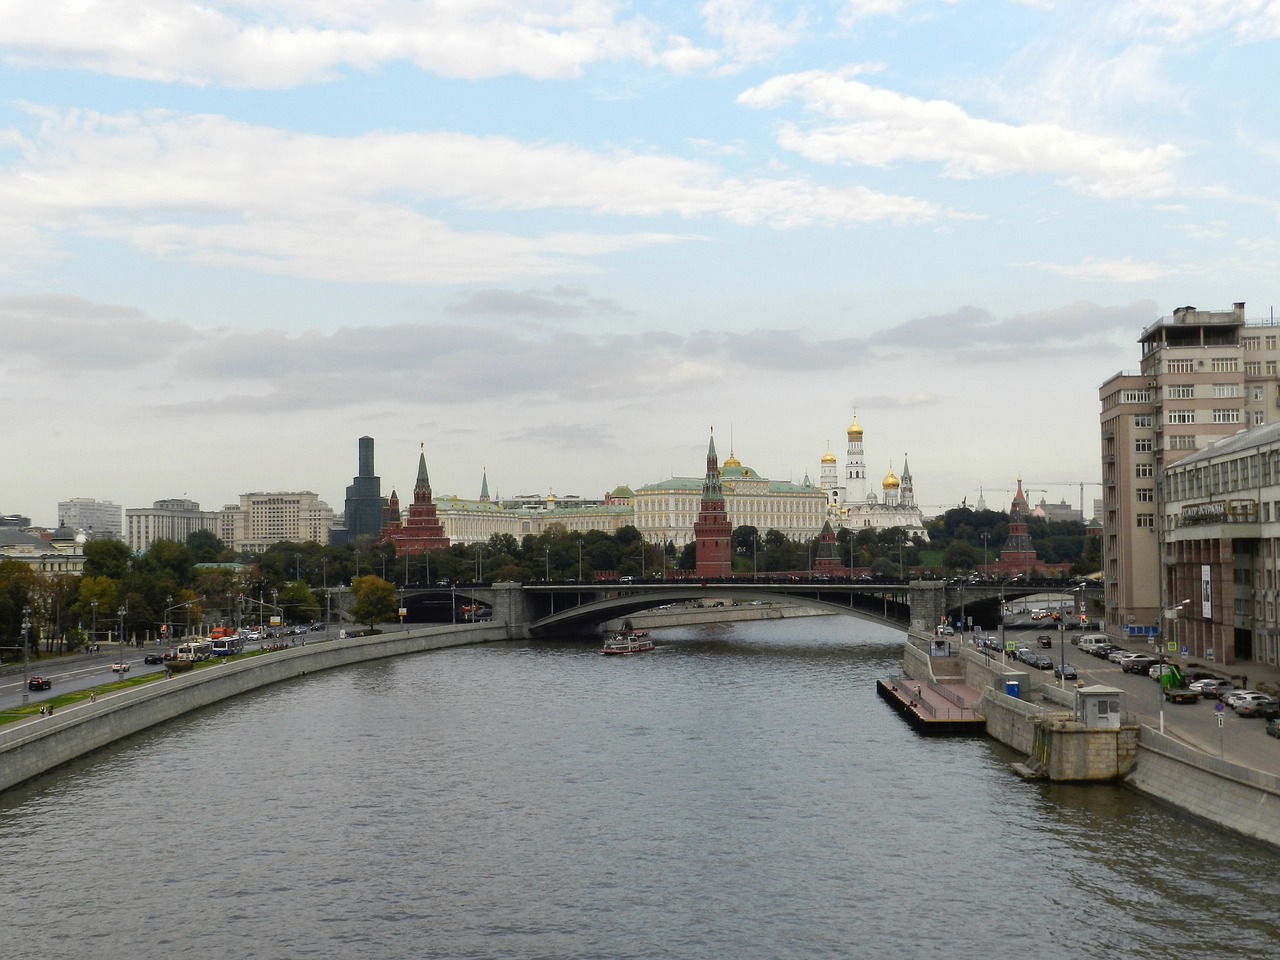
[342,578,1100,639]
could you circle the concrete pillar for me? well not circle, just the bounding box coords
[909,580,945,633]
[489,582,533,637]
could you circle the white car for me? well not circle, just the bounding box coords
[110,661,130,673]
[1230,692,1273,713]
[1223,689,1263,708]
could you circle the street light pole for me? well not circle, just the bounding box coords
[577,540,584,583]
[21,607,31,704]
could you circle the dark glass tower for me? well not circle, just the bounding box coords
[344,436,386,542]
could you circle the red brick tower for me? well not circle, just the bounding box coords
[694,431,733,578]
[381,445,450,556]
[997,476,1038,574]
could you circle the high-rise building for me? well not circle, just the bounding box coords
[343,436,386,544]
[1099,302,1273,642]
[57,498,122,540]
[126,499,220,553]
[219,492,335,553]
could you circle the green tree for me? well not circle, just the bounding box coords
[943,540,978,572]
[186,529,229,563]
[82,538,132,580]
[279,580,320,624]
[350,575,397,630]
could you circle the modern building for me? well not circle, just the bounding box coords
[343,436,386,544]
[1160,420,1280,669]
[218,492,336,553]
[125,499,221,554]
[57,498,122,540]
[1099,302,1279,642]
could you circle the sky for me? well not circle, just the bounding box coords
[2,0,1279,529]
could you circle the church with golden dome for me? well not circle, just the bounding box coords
[819,415,928,540]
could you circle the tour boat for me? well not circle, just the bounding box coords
[600,632,654,655]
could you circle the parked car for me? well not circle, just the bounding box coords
[1234,696,1280,718]
[1228,692,1272,714]
[1189,678,1235,698]
[1122,656,1158,674]
[1224,689,1263,708]
[27,676,51,690]
[1091,644,1119,659]
[1054,663,1078,680]
[143,653,164,665]
[1032,654,1054,670]
[1148,663,1176,681]
[1267,717,1280,739]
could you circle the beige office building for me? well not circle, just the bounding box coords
[219,492,336,553]
[1099,302,1280,645]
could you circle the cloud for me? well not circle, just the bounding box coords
[738,69,1184,198]
[701,0,807,68]
[0,107,960,285]
[1113,0,1280,43]
[1021,256,1178,282]
[0,0,714,87]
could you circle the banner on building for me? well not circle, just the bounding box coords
[1201,564,1212,620]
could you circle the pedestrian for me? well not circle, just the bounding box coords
[46,704,53,716]
[89,693,97,703]
[38,705,45,716]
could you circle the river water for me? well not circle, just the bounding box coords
[1,617,1277,959]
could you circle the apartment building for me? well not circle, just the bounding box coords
[1099,302,1280,644]
[125,499,221,553]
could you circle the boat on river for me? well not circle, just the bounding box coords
[600,631,654,655]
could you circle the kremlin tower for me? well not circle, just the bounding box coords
[380,444,450,556]
[841,415,867,506]
[693,431,733,578]
[997,476,1038,574]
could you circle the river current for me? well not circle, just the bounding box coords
[1,616,1277,959]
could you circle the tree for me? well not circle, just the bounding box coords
[278,580,320,624]
[82,538,132,580]
[186,528,229,563]
[350,575,397,630]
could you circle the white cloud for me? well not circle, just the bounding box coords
[0,107,960,284]
[1114,0,1280,43]
[0,0,710,86]
[1020,256,1178,283]
[701,0,806,67]
[738,69,1184,198]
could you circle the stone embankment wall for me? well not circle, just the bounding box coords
[1125,727,1280,847]
[0,624,507,794]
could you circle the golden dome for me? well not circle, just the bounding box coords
[820,449,837,464]
[723,450,742,468]
[847,417,863,438]
[882,465,900,489]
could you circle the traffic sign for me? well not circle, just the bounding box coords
[1217,714,1224,728]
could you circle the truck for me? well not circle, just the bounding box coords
[1159,663,1201,703]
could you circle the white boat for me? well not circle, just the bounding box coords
[600,632,654,655]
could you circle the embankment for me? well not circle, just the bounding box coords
[0,623,507,794]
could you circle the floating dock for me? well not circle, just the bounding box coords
[876,677,987,736]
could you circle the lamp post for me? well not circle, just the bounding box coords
[117,604,126,663]
[981,533,989,576]
[1157,598,1192,734]
[544,545,551,583]
[752,535,757,581]
[475,545,484,583]
[91,599,98,651]
[21,607,31,704]
[576,540,584,583]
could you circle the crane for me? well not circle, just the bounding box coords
[1023,481,1104,521]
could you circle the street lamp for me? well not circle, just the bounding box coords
[981,533,990,576]
[21,606,31,704]
[544,545,550,583]
[91,599,98,651]
[752,535,757,581]
[577,540,584,583]
[118,605,126,660]
[1156,598,1192,734]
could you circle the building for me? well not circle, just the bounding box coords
[218,492,336,553]
[1099,302,1278,642]
[633,448,827,548]
[693,432,733,577]
[379,446,450,556]
[343,436,386,544]
[57,498,122,540]
[125,499,221,554]
[823,416,928,540]
[0,526,85,576]
[1158,419,1280,668]
[994,478,1039,575]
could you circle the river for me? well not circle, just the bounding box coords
[1,616,1276,959]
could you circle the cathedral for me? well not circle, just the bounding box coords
[819,415,928,540]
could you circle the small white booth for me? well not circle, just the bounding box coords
[1076,684,1123,729]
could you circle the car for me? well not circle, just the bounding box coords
[143,653,164,664]
[1090,643,1118,658]
[1189,678,1235,698]
[1036,635,1053,648]
[1228,692,1272,713]
[27,676,51,690]
[1148,663,1175,681]
[1054,663,1078,680]
[1108,648,1134,663]
[1032,655,1054,670]
[1224,689,1263,708]
[310,622,325,631]
[1267,717,1280,739]
[1122,656,1158,674]
[110,661,130,673]
[1234,697,1280,718]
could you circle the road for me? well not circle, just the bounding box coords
[1000,627,1280,777]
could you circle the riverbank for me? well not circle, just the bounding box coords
[0,622,507,794]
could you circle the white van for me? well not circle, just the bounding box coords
[1077,634,1110,652]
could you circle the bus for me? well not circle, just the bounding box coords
[175,640,214,662]
[210,635,245,657]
